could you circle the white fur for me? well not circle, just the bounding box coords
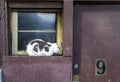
[26,39,60,56]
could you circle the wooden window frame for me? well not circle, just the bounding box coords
[9,2,63,56]
[0,0,73,57]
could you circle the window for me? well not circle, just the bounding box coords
[10,11,62,56]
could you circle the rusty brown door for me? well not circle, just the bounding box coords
[73,5,120,82]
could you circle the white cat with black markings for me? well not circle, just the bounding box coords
[26,39,60,56]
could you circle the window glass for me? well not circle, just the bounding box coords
[18,13,56,30]
[17,13,57,51]
[11,12,59,55]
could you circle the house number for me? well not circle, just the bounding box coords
[95,59,106,75]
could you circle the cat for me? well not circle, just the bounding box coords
[26,39,60,56]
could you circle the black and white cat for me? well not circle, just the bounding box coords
[26,39,60,56]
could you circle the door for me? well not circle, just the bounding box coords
[73,5,120,82]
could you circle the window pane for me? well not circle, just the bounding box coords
[11,12,63,55]
[18,13,56,30]
[18,32,56,50]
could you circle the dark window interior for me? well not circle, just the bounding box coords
[17,13,57,50]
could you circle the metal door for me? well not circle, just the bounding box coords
[73,4,120,82]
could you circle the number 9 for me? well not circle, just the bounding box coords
[96,60,106,75]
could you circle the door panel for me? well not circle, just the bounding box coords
[74,5,120,82]
[3,56,71,82]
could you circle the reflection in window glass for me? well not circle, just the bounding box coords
[18,13,56,30]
